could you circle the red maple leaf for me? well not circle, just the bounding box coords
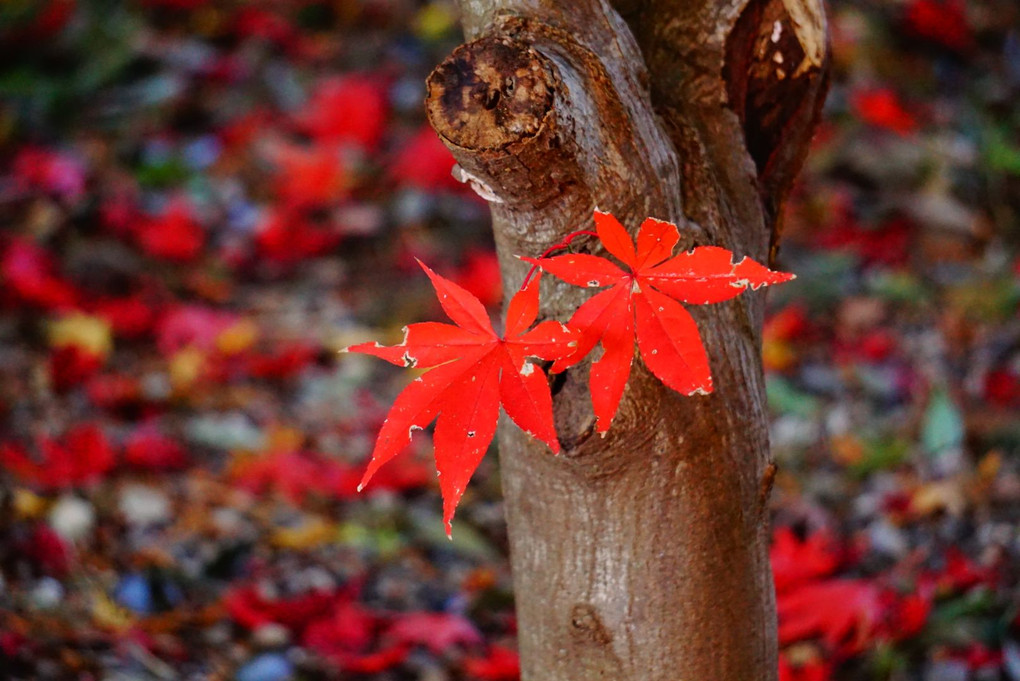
[850,88,919,135]
[389,126,461,192]
[1,423,115,491]
[1,237,79,310]
[463,644,521,681]
[268,141,345,209]
[778,652,833,681]
[777,578,885,655]
[527,211,794,431]
[347,263,576,533]
[49,345,104,392]
[771,526,841,594]
[384,611,482,653]
[124,426,189,470]
[294,75,389,151]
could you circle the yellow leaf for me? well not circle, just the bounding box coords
[830,434,864,466]
[911,480,967,517]
[48,314,112,357]
[272,516,334,549]
[216,319,259,355]
[170,348,205,391]
[763,338,797,372]
[13,488,45,518]
[91,591,135,631]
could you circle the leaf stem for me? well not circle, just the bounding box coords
[520,230,598,288]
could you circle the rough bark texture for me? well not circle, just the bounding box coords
[425,1,828,679]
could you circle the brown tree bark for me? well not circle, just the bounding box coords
[425,1,828,679]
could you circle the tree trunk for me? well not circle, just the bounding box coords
[425,1,828,679]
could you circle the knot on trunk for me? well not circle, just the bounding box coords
[570,603,613,646]
[426,36,554,151]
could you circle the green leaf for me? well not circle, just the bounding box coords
[984,126,1020,175]
[849,436,910,476]
[766,375,821,418]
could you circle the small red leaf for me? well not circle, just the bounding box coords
[646,246,794,304]
[419,261,495,336]
[634,287,712,396]
[433,351,502,533]
[499,352,558,454]
[634,217,680,269]
[594,210,637,267]
[357,355,484,491]
[590,289,635,431]
[522,254,625,289]
[348,322,489,368]
[504,272,540,337]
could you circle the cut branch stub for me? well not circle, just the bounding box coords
[426,34,588,210]
[427,36,554,151]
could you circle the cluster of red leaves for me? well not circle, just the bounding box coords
[771,525,938,675]
[0,423,193,489]
[389,126,462,192]
[254,208,341,266]
[0,423,115,491]
[11,146,86,202]
[816,214,916,267]
[225,582,513,676]
[779,653,833,681]
[123,427,190,470]
[229,448,431,503]
[49,345,104,393]
[350,212,794,532]
[268,141,346,210]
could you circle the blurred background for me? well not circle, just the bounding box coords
[0,1,1017,680]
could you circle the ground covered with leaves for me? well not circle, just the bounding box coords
[1,1,1018,680]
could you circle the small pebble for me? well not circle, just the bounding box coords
[235,652,294,681]
[31,577,64,609]
[868,518,909,558]
[48,495,96,542]
[924,659,969,681]
[119,484,172,527]
[253,623,291,648]
[115,573,153,615]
